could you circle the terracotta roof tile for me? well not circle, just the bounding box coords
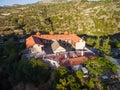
[43,51,98,67]
[26,32,81,48]
[26,35,43,48]
[60,56,88,66]
[26,36,35,48]
[37,34,81,43]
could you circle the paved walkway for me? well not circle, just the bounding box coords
[105,56,120,80]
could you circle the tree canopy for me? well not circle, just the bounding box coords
[16,58,50,84]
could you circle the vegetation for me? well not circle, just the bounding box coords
[0,1,120,35]
[0,0,120,90]
[76,70,102,89]
[16,58,50,84]
[84,57,118,74]
[53,67,80,90]
[87,36,111,55]
[0,42,50,89]
[53,65,109,90]
[0,41,119,90]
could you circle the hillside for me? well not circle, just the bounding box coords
[0,1,120,90]
[0,1,120,36]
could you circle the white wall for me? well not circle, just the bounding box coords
[45,59,60,69]
[30,44,45,55]
[54,46,66,53]
[75,39,86,50]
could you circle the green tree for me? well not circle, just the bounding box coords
[67,75,80,90]
[54,66,80,90]
[56,75,80,90]
[16,58,50,84]
[76,70,84,85]
[3,43,17,56]
[116,43,120,48]
[57,66,67,77]
[76,69,102,89]
[87,38,95,46]
[85,57,118,73]
[101,37,111,55]
[2,53,18,84]
[56,78,67,90]
[84,58,103,76]
[86,77,102,90]
[94,36,101,50]
[87,78,94,90]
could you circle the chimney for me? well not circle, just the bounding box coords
[49,31,54,35]
[64,31,69,35]
[36,32,41,36]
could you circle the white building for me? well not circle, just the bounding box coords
[75,39,86,50]
[30,44,45,55]
[51,40,66,53]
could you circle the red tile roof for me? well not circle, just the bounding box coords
[26,32,81,48]
[39,34,81,43]
[60,56,88,66]
[60,52,98,66]
[42,51,98,67]
[26,35,43,48]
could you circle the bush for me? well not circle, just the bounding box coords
[116,43,120,48]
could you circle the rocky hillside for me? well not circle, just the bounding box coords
[0,1,120,36]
